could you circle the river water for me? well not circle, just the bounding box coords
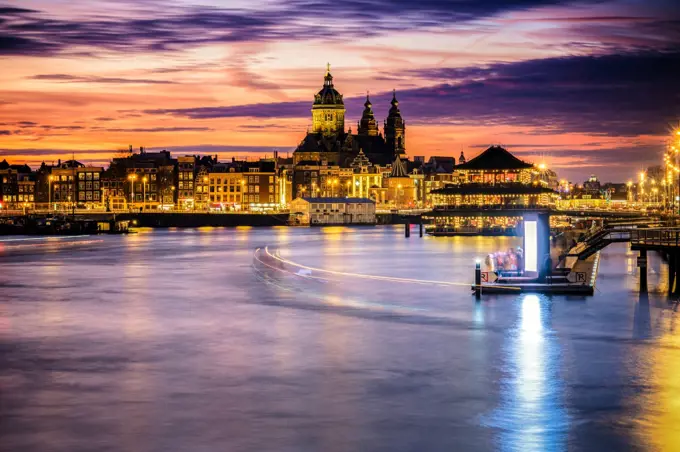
[1,226,679,451]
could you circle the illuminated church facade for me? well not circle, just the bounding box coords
[293,66,407,197]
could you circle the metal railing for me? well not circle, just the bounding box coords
[630,228,680,247]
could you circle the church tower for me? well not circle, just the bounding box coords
[357,94,379,136]
[311,64,345,137]
[384,90,406,155]
[458,151,466,165]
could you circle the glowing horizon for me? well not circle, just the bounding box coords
[1,0,678,182]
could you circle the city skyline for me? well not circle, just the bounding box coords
[0,0,678,181]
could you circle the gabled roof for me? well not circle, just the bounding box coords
[427,156,456,173]
[391,155,408,177]
[455,146,533,170]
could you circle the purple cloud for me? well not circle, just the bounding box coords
[29,74,176,84]
[2,1,677,56]
[145,51,680,137]
[102,127,213,133]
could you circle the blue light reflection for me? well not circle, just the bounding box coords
[487,294,569,452]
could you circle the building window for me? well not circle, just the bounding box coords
[79,173,85,180]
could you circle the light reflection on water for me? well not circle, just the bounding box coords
[1,227,680,451]
[483,294,569,452]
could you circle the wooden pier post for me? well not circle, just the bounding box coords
[419,221,423,237]
[474,261,481,300]
[668,251,676,296]
[668,251,680,296]
[405,222,410,238]
[639,249,648,293]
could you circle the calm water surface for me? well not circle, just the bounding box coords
[1,226,680,451]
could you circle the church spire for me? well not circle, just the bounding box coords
[358,92,378,136]
[312,63,345,136]
[384,89,406,155]
[324,62,333,86]
[390,154,408,177]
[458,150,466,165]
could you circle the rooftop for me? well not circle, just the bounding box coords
[456,145,533,171]
[432,182,556,195]
[298,197,375,204]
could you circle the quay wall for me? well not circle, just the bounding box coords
[118,213,289,228]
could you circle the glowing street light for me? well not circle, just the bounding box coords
[142,176,148,210]
[48,175,54,211]
[128,174,137,209]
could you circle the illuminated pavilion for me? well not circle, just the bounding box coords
[424,145,557,235]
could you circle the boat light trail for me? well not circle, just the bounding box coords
[263,246,519,290]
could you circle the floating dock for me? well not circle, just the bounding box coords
[473,249,600,295]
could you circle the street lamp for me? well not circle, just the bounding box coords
[171,185,177,210]
[128,174,137,210]
[142,176,148,211]
[48,175,54,211]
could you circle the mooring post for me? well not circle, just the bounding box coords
[668,251,676,296]
[674,252,680,296]
[639,249,648,293]
[419,221,423,237]
[475,261,481,300]
[405,222,410,238]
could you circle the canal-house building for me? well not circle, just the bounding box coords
[425,145,558,235]
[0,161,33,209]
[177,156,196,210]
[242,159,279,211]
[49,160,103,210]
[208,162,245,211]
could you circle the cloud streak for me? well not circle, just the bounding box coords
[2,0,677,57]
[29,74,177,84]
[145,51,680,137]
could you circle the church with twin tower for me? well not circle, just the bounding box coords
[294,64,407,169]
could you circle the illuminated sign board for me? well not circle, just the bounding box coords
[524,220,538,272]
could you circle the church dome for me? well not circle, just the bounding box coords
[314,65,344,106]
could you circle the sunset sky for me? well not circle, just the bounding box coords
[0,0,678,181]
